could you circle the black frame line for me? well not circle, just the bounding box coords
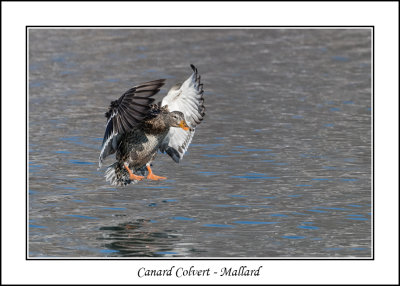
[25,25,375,261]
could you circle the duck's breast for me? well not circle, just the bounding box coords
[142,132,165,153]
[126,130,168,169]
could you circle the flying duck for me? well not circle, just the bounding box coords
[99,64,205,186]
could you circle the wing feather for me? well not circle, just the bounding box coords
[159,65,205,162]
[99,79,166,167]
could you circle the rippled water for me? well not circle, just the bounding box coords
[29,28,372,257]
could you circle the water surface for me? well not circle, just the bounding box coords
[29,29,372,257]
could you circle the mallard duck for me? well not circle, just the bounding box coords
[99,64,205,186]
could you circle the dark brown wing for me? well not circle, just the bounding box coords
[99,79,165,167]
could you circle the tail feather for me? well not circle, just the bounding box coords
[105,162,139,186]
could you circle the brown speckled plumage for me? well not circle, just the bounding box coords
[104,106,187,186]
[100,65,205,186]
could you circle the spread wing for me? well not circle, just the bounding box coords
[159,64,205,162]
[99,79,165,167]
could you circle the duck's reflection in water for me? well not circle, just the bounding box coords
[98,219,180,257]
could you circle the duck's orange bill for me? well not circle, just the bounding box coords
[179,120,190,131]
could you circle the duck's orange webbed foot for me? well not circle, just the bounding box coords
[124,163,144,181]
[146,164,167,181]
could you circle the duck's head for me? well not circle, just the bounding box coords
[167,111,190,131]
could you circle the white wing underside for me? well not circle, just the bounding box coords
[160,65,205,163]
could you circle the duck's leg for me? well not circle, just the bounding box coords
[146,163,167,180]
[123,162,144,181]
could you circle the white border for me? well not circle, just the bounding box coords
[3,1,398,285]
